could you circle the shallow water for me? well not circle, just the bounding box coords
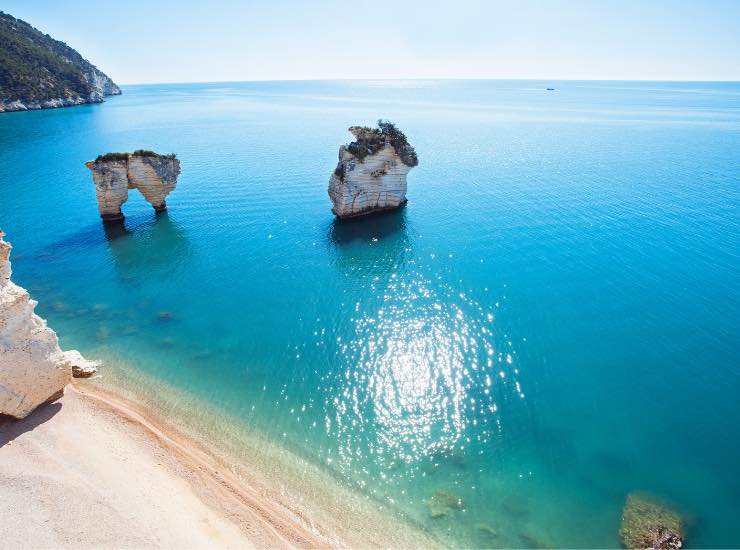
[1,80,739,547]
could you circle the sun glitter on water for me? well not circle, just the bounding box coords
[319,268,525,488]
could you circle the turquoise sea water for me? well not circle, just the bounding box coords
[1,80,739,547]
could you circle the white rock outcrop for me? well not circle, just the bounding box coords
[328,122,418,219]
[0,96,99,113]
[85,152,181,221]
[86,158,130,221]
[0,233,71,418]
[62,349,99,378]
[127,155,179,212]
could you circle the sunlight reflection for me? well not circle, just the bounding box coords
[323,271,524,483]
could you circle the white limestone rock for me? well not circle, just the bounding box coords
[0,233,71,418]
[85,152,181,221]
[62,350,99,378]
[127,155,180,212]
[85,158,130,221]
[0,94,111,113]
[328,122,418,219]
[0,100,28,112]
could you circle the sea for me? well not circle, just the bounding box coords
[1,80,738,547]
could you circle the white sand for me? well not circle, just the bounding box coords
[0,385,325,548]
[0,382,438,549]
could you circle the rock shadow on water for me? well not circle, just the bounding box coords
[103,211,193,281]
[326,208,413,277]
[327,203,409,246]
[36,211,192,287]
[40,210,186,259]
[31,212,192,330]
[101,220,131,242]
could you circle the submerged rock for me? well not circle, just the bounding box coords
[620,493,684,549]
[501,494,530,517]
[476,523,499,539]
[425,489,463,518]
[328,120,418,219]
[0,233,72,418]
[432,447,467,469]
[519,532,555,549]
[85,150,180,222]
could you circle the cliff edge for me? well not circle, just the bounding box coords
[0,231,97,418]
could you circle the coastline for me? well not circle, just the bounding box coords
[0,375,439,548]
[0,88,122,113]
[0,96,103,113]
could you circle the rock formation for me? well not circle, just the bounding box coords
[86,156,129,222]
[425,489,463,518]
[0,232,97,418]
[63,349,99,378]
[85,151,180,221]
[328,120,418,219]
[620,493,684,549]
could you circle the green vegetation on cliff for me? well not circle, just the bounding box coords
[0,11,120,106]
[95,151,177,163]
[345,120,419,167]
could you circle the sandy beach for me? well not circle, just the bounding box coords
[0,384,317,548]
[0,382,436,549]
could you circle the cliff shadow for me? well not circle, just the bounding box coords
[0,400,62,447]
[326,208,413,278]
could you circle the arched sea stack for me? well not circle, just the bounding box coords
[85,150,180,222]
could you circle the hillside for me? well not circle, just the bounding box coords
[0,11,120,113]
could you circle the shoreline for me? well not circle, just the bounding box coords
[0,92,120,114]
[73,382,328,547]
[0,377,439,548]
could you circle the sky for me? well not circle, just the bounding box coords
[4,0,740,84]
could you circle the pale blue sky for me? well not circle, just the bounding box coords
[4,0,739,83]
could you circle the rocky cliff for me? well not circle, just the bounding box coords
[328,121,418,219]
[0,232,97,419]
[86,151,180,221]
[0,11,121,113]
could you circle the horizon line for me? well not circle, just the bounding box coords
[115,77,740,86]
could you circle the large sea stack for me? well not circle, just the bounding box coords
[0,11,121,113]
[85,151,180,222]
[328,120,418,219]
[0,232,97,419]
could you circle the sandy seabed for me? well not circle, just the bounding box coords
[0,381,437,549]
